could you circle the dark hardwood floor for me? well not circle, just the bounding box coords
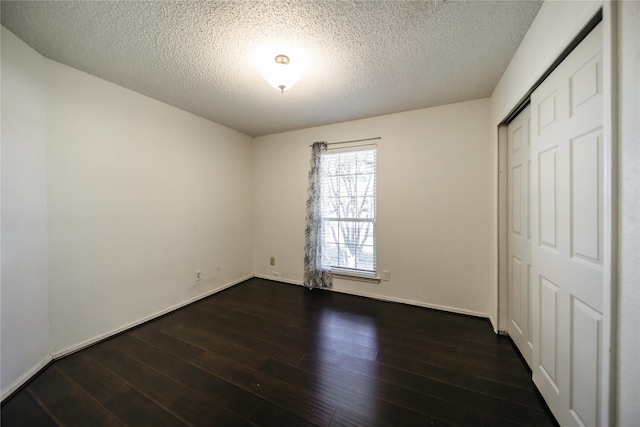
[1,278,558,426]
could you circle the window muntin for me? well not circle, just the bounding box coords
[321,149,376,274]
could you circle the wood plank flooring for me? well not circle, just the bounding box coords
[1,278,558,426]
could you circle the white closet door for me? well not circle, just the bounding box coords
[507,105,533,368]
[530,23,604,426]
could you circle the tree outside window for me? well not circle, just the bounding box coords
[321,149,376,274]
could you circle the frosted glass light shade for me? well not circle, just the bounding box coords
[262,55,300,93]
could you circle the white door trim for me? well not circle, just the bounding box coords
[599,2,618,426]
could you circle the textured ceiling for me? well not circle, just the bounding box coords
[1,1,542,137]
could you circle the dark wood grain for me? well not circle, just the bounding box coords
[26,365,124,426]
[1,278,558,426]
[0,388,57,426]
[103,389,187,427]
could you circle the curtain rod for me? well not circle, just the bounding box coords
[326,142,376,151]
[310,137,381,147]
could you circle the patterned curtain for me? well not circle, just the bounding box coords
[303,141,332,290]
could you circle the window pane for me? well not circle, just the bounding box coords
[357,153,376,174]
[357,197,375,218]
[341,222,358,247]
[335,197,353,218]
[360,225,374,247]
[357,246,375,271]
[357,174,374,197]
[324,221,339,244]
[325,242,340,266]
[337,177,354,195]
[321,149,376,274]
[338,155,356,174]
[327,176,341,195]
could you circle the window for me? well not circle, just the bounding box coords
[320,148,376,276]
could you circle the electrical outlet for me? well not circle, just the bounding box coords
[195,270,202,281]
[270,257,275,266]
[383,270,391,281]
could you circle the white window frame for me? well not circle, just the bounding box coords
[320,147,378,280]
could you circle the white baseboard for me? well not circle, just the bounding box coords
[489,313,498,333]
[254,273,303,286]
[52,274,253,359]
[327,286,490,319]
[1,355,53,401]
[1,275,252,402]
[255,274,490,320]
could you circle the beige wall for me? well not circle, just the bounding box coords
[254,99,493,317]
[1,27,255,398]
[1,27,52,399]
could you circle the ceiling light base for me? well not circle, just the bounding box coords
[263,54,300,93]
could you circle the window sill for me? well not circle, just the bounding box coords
[331,270,380,284]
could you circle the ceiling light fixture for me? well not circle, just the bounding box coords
[262,54,300,94]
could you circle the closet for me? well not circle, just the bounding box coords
[507,23,604,427]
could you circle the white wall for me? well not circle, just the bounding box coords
[1,26,254,397]
[1,28,52,397]
[617,1,640,423]
[254,99,492,317]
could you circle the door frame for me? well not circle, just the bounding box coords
[496,4,618,426]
